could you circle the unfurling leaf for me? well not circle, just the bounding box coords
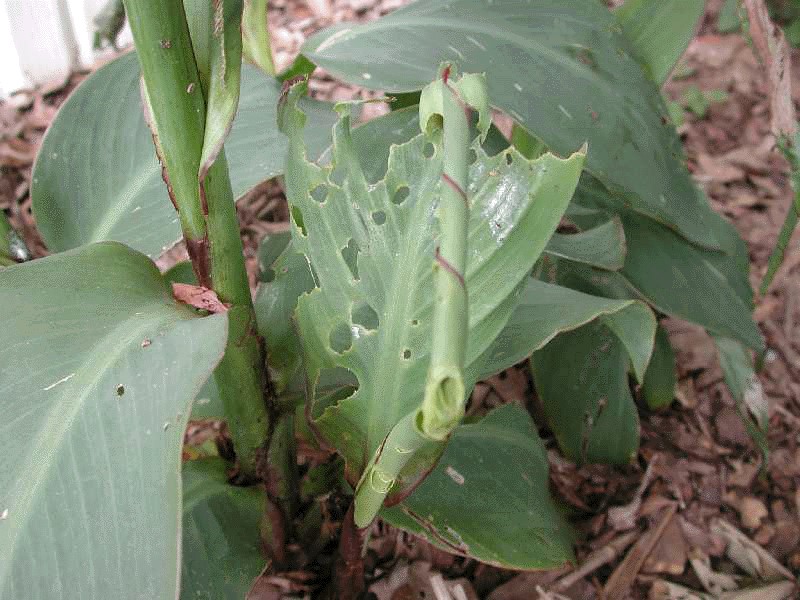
[277,75,584,528]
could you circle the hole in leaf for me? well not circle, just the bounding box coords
[116,384,125,397]
[423,143,435,158]
[310,184,328,203]
[329,323,352,354]
[468,148,477,164]
[403,349,412,360]
[372,210,386,225]
[411,319,419,326]
[262,268,276,283]
[352,301,379,331]
[393,185,410,205]
[505,152,514,165]
[341,239,360,280]
[313,367,359,418]
[291,206,306,236]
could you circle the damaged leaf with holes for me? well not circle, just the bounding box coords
[277,74,584,562]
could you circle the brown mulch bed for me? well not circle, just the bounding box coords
[1,0,798,598]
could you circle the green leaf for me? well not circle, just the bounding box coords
[0,242,228,599]
[197,0,244,183]
[277,54,317,82]
[303,0,728,250]
[254,240,315,394]
[279,81,584,495]
[681,85,728,119]
[718,0,742,33]
[544,216,626,271]
[181,459,266,600]
[469,278,655,385]
[619,212,761,350]
[667,99,686,127]
[123,0,210,244]
[713,336,769,458]
[563,178,762,351]
[510,123,547,160]
[242,0,276,76]
[337,90,762,356]
[642,323,677,409]
[615,0,705,85]
[32,52,338,259]
[532,319,642,465]
[381,404,573,570]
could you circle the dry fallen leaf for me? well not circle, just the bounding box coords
[172,283,229,313]
[738,497,769,530]
[743,0,796,137]
[689,548,739,595]
[604,503,678,599]
[711,519,796,582]
[607,456,659,531]
[643,512,688,576]
[649,580,712,600]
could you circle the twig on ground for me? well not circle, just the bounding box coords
[603,502,678,599]
[551,530,638,592]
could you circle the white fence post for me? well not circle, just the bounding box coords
[0,0,132,98]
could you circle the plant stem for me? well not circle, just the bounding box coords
[201,152,273,479]
[260,411,299,560]
[123,0,209,279]
[242,0,276,76]
[422,67,470,439]
[124,0,272,480]
[760,132,800,294]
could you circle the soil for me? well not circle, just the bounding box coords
[1,1,798,598]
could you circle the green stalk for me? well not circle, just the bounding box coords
[242,0,276,76]
[353,67,480,528]
[123,0,210,282]
[202,152,272,480]
[422,68,470,439]
[124,0,271,480]
[760,132,800,294]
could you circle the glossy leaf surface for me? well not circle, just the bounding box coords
[0,242,228,599]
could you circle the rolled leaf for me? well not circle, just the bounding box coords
[277,77,584,512]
